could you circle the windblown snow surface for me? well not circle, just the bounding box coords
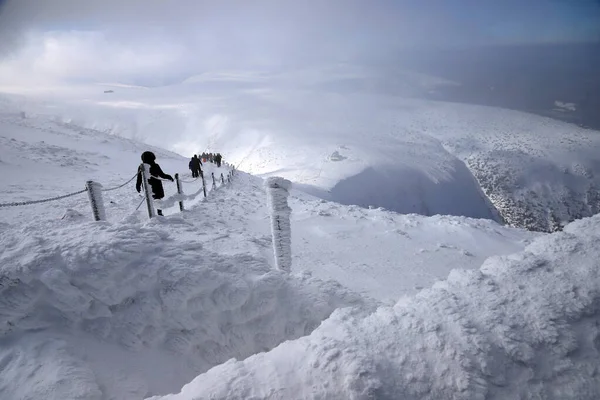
[4,65,600,232]
[1,92,600,399]
[152,215,600,400]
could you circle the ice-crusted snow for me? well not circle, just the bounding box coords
[1,106,572,399]
[0,211,367,400]
[0,165,538,398]
[1,81,600,400]
[151,214,600,400]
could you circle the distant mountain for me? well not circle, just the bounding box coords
[397,42,600,130]
[2,62,599,232]
[412,99,600,232]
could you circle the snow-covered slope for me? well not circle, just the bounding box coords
[0,206,367,400]
[0,105,191,227]
[151,213,600,400]
[407,100,600,232]
[4,65,599,231]
[0,108,546,399]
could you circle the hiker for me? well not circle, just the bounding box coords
[215,153,222,168]
[191,154,202,178]
[189,157,196,177]
[136,151,174,216]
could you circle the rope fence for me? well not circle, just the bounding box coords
[0,163,237,222]
[101,173,138,192]
[179,177,199,184]
[0,188,89,208]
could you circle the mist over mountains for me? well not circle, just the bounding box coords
[396,42,600,129]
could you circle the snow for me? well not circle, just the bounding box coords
[0,100,561,399]
[287,200,535,301]
[151,213,600,400]
[1,76,600,399]
[0,184,369,399]
[3,64,599,231]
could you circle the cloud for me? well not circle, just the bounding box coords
[0,0,598,86]
[0,30,189,86]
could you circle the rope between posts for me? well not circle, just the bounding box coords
[0,165,234,214]
[102,173,138,192]
[0,188,88,208]
[180,177,199,183]
[135,196,146,211]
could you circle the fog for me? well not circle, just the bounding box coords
[0,0,599,127]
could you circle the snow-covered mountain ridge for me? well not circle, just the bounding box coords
[0,108,599,399]
[1,100,576,399]
[409,100,600,232]
[3,66,599,232]
[1,103,600,399]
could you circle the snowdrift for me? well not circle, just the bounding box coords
[152,214,600,400]
[0,215,367,399]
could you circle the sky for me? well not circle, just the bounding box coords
[0,0,599,86]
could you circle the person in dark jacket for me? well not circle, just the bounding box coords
[189,155,201,178]
[136,151,174,216]
[189,158,195,177]
[215,153,222,168]
[190,154,202,178]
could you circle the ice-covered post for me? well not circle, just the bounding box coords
[140,163,156,219]
[211,172,216,190]
[265,177,292,272]
[175,173,184,211]
[221,173,225,185]
[201,173,207,198]
[85,180,106,221]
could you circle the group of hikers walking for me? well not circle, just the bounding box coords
[189,152,223,178]
[136,150,226,216]
[200,152,223,167]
